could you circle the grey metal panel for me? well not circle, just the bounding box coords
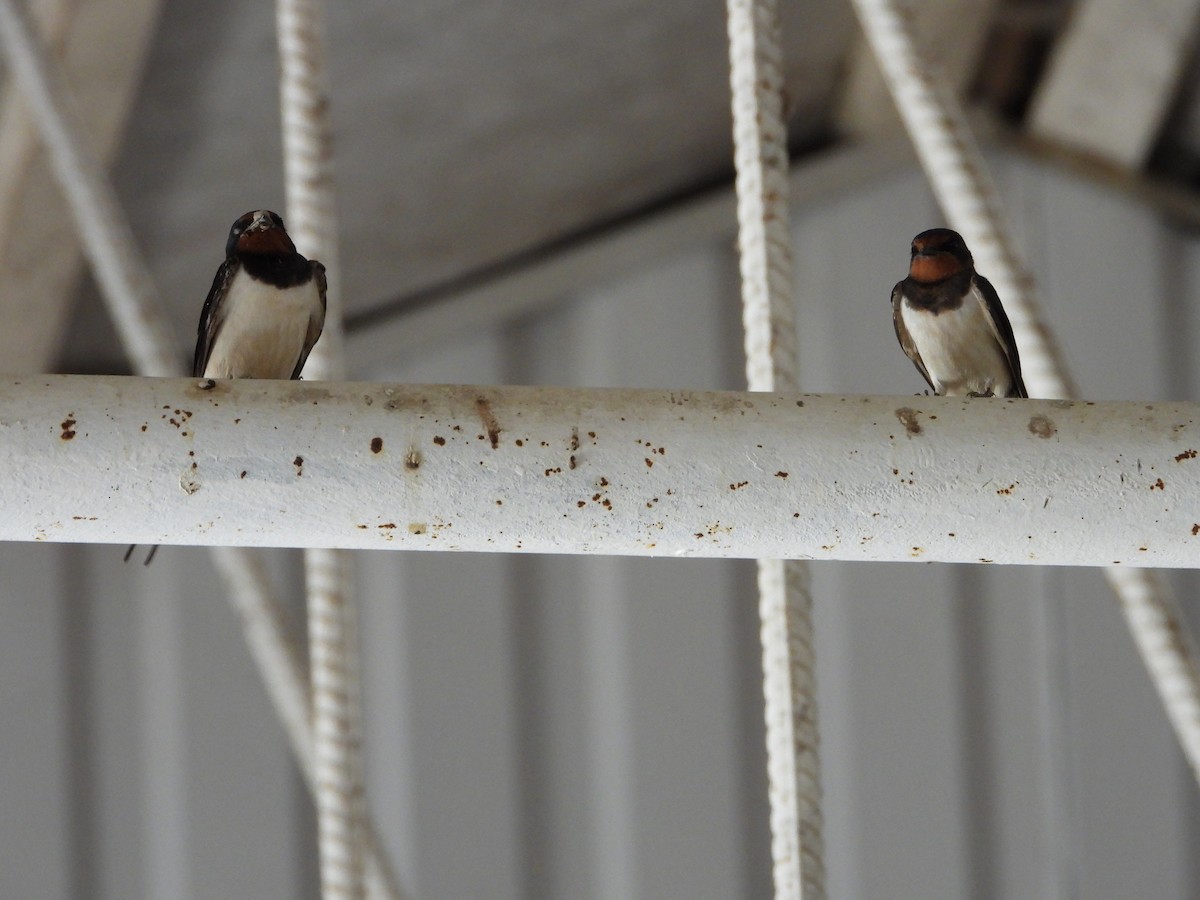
[0,544,71,899]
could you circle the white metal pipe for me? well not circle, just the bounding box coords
[276,1,365,896]
[725,0,824,894]
[6,375,1199,567]
[850,0,1200,791]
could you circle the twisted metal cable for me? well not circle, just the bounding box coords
[276,2,368,898]
[727,0,825,896]
[851,0,1200,787]
[0,3,403,895]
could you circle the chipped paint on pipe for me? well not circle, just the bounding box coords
[5,375,1199,567]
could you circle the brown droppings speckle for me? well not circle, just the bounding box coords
[588,431,596,439]
[599,477,609,487]
[475,397,502,449]
[996,484,1015,495]
[796,400,804,407]
[729,481,748,490]
[1151,478,1166,491]
[601,499,612,510]
[1028,415,1056,439]
[577,501,586,508]
[357,524,368,529]
[948,532,956,537]
[895,407,922,436]
[60,417,76,440]
[515,439,524,447]
[1175,449,1197,462]
[432,435,446,446]
[293,455,304,475]
[141,424,148,432]
[775,471,788,478]
[569,429,580,452]
[453,425,462,432]
[569,455,577,470]
[793,512,800,518]
[240,471,247,479]
[592,493,601,501]
[545,467,562,476]
[371,437,384,453]
[405,450,421,470]
[1192,524,1200,536]
[645,458,654,468]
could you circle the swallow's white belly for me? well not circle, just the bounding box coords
[203,274,322,379]
[901,287,1012,397]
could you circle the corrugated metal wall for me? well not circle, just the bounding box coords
[2,151,1198,899]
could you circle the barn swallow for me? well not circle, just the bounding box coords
[891,228,1027,398]
[126,210,327,564]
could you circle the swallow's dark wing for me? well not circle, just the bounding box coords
[892,281,936,394]
[289,261,328,380]
[972,273,1027,398]
[193,258,240,378]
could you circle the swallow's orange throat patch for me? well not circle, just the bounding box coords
[237,228,294,256]
[909,252,963,284]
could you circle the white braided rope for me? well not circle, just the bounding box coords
[0,0,177,377]
[727,1,824,896]
[276,2,367,898]
[851,0,1200,787]
[277,0,342,379]
[0,4,401,896]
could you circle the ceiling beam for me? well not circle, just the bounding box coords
[0,0,162,374]
[345,135,919,366]
[1028,0,1200,168]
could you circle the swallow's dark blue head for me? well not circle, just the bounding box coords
[908,228,972,284]
[226,210,293,257]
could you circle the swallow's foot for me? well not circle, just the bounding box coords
[967,390,996,398]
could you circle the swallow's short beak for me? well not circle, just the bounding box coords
[248,211,273,232]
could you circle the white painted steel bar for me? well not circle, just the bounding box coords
[276,1,366,896]
[6,375,1200,566]
[725,0,823,895]
[850,0,1200,789]
[0,4,402,892]
[0,0,178,377]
